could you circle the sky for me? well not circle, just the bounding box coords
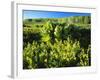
[23,10,91,19]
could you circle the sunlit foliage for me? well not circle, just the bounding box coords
[23,16,91,69]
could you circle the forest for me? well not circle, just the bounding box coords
[23,16,91,69]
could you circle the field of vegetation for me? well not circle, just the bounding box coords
[23,16,91,69]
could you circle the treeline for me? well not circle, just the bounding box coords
[23,16,91,26]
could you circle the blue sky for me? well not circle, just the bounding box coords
[23,10,90,19]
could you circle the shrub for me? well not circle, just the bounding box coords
[23,37,91,69]
[23,16,91,69]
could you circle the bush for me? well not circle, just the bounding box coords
[23,16,91,69]
[23,37,90,69]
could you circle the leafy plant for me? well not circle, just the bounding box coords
[23,16,91,69]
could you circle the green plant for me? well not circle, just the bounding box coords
[23,16,91,69]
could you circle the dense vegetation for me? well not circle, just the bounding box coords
[23,16,91,69]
